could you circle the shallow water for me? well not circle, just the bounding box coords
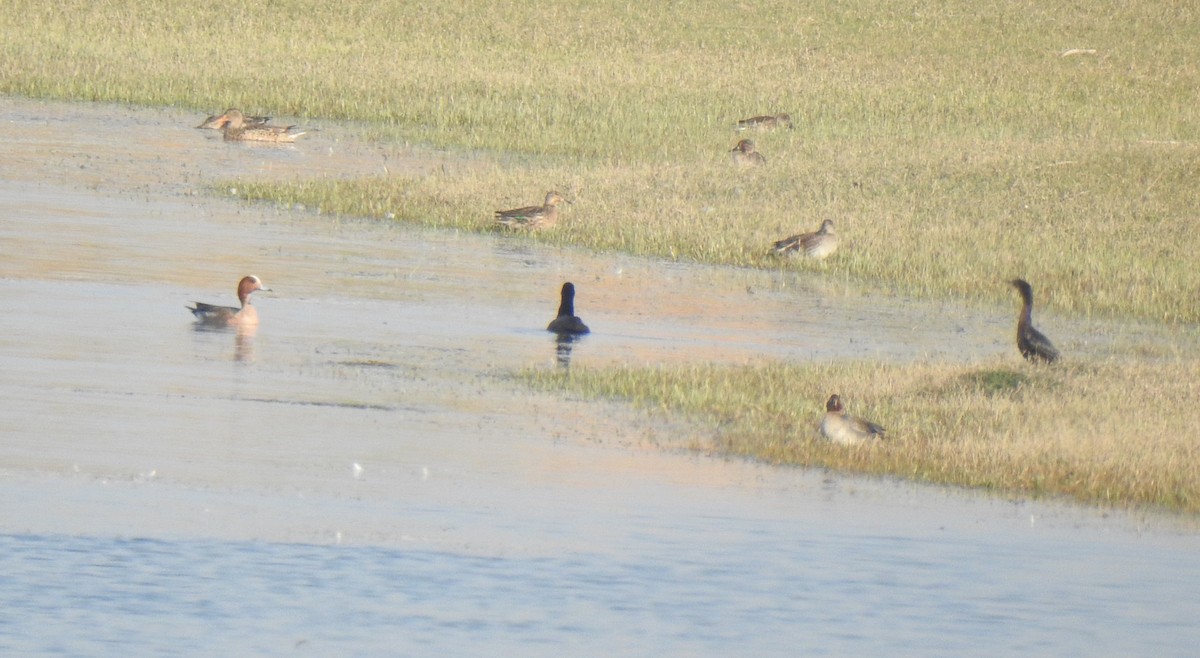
[2,97,1199,656]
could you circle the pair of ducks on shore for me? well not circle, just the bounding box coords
[820,278,1059,445]
[494,199,838,263]
[197,108,307,143]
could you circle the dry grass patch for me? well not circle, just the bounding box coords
[520,357,1200,513]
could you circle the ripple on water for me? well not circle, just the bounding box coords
[3,531,1200,657]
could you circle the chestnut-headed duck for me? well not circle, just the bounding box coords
[495,191,569,230]
[735,113,793,131]
[197,109,271,130]
[730,139,767,166]
[188,275,270,327]
[220,109,306,143]
[819,394,886,446]
[772,219,838,259]
[1009,278,1060,363]
[546,282,589,335]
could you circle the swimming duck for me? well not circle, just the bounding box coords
[220,109,306,143]
[819,394,886,446]
[495,191,569,230]
[1009,278,1060,363]
[546,282,589,335]
[730,139,767,166]
[772,219,838,259]
[187,275,270,327]
[197,109,271,130]
[735,113,793,131]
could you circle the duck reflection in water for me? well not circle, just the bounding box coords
[547,282,589,370]
[233,324,256,362]
[554,332,582,369]
[191,320,257,362]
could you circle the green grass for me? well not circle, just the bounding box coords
[4,0,1198,320]
[234,139,1200,322]
[521,356,1200,513]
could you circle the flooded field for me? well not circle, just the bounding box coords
[2,97,1198,656]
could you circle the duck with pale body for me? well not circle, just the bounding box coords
[187,275,270,327]
[495,191,569,230]
[819,394,886,446]
[772,219,838,259]
[219,109,306,143]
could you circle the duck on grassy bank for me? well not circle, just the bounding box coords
[495,191,569,230]
[730,139,766,166]
[735,113,793,131]
[819,394,886,446]
[772,219,838,259]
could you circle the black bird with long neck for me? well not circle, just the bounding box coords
[547,282,589,335]
[1009,278,1060,364]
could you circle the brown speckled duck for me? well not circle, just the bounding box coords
[772,219,838,259]
[819,394,886,446]
[220,109,306,143]
[197,109,271,130]
[1009,278,1060,364]
[187,275,270,327]
[730,139,767,166]
[735,113,793,131]
[495,191,569,230]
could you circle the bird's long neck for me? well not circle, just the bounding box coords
[1017,290,1033,327]
[557,285,575,317]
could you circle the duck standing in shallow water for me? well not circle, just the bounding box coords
[197,108,271,130]
[735,113,793,131]
[819,394,886,446]
[495,192,569,230]
[1009,278,1060,363]
[730,139,766,166]
[772,219,838,259]
[220,109,306,143]
[188,275,269,327]
[546,282,589,335]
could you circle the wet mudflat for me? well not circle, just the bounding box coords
[2,97,1199,656]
